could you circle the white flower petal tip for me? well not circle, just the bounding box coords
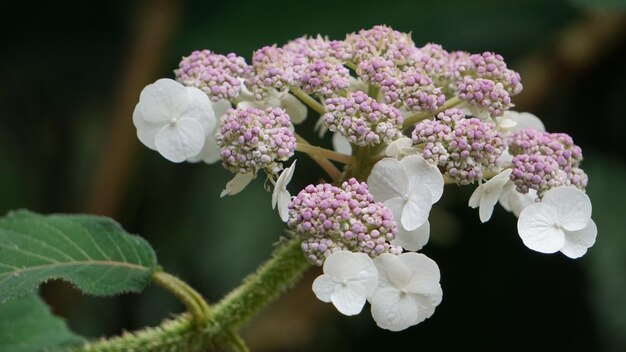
[499,181,537,217]
[332,133,352,155]
[468,169,513,223]
[385,137,416,159]
[133,78,216,163]
[502,110,545,132]
[312,251,378,316]
[368,156,443,233]
[272,160,297,222]
[220,172,255,197]
[392,221,430,252]
[517,186,596,258]
[369,253,442,331]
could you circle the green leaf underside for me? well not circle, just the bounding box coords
[0,210,157,303]
[0,293,85,352]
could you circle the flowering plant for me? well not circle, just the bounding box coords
[0,25,596,351]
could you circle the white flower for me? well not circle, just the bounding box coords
[186,99,231,164]
[368,252,442,331]
[272,160,297,222]
[517,186,597,258]
[368,156,444,232]
[312,251,379,316]
[220,172,255,197]
[332,132,352,155]
[133,78,216,163]
[468,169,512,223]
[499,181,537,217]
[392,221,430,252]
[385,137,417,159]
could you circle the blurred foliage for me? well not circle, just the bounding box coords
[0,0,625,351]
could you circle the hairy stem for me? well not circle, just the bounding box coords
[152,271,210,327]
[74,238,309,352]
[289,86,325,115]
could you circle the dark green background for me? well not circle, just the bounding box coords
[1,0,625,350]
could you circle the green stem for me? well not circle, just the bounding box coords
[296,141,352,164]
[294,133,341,181]
[74,238,310,352]
[402,96,463,128]
[289,86,325,115]
[367,84,380,100]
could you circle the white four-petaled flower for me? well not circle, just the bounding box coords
[368,252,443,331]
[312,251,379,316]
[272,160,297,222]
[468,169,513,222]
[133,78,216,163]
[517,186,597,258]
[368,156,444,251]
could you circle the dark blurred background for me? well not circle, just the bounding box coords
[1,0,626,351]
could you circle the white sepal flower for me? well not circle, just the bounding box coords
[133,78,216,162]
[272,160,297,222]
[517,186,597,258]
[385,137,417,159]
[332,132,352,155]
[312,251,379,316]
[220,172,255,197]
[502,110,545,132]
[499,181,537,217]
[368,156,444,231]
[468,169,512,223]
[368,252,443,331]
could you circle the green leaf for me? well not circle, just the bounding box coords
[0,293,85,352]
[0,210,157,302]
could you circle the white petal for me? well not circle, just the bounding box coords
[312,275,335,302]
[281,93,308,124]
[236,100,263,109]
[323,251,377,284]
[478,189,500,223]
[385,137,415,159]
[139,79,188,123]
[368,158,409,201]
[277,191,291,222]
[182,86,216,134]
[542,186,592,232]
[561,219,597,259]
[468,184,484,209]
[272,160,297,221]
[504,110,545,132]
[154,119,205,162]
[392,221,430,252]
[497,117,517,130]
[133,103,160,150]
[517,203,565,253]
[331,285,368,316]
[374,253,411,289]
[211,99,231,119]
[220,172,255,197]
[384,197,405,226]
[399,253,442,295]
[402,185,432,231]
[332,132,352,155]
[370,287,420,331]
[401,155,444,203]
[510,189,537,217]
[186,132,221,164]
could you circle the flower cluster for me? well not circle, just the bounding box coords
[287,178,402,266]
[507,128,587,196]
[324,91,404,146]
[132,24,596,334]
[412,108,505,184]
[217,107,296,176]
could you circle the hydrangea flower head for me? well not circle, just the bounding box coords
[299,60,350,97]
[457,77,512,117]
[246,45,298,99]
[216,106,296,176]
[345,25,416,65]
[288,178,402,266]
[324,91,404,146]
[174,50,252,101]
